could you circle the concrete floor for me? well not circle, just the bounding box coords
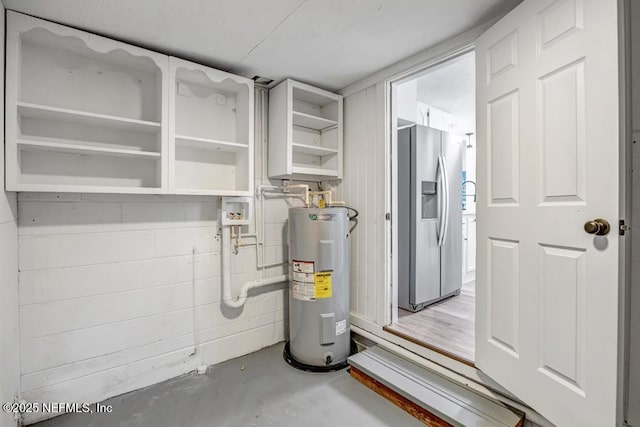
[35,343,422,427]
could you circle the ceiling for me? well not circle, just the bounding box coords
[416,51,476,135]
[3,0,521,91]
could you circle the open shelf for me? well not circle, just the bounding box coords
[292,142,338,157]
[6,13,168,193]
[17,21,163,123]
[269,79,342,180]
[18,138,161,159]
[18,102,161,133]
[7,13,254,195]
[175,135,248,152]
[18,149,161,191]
[173,143,249,193]
[172,59,250,145]
[292,166,339,177]
[292,111,338,131]
[11,183,163,194]
[169,57,253,194]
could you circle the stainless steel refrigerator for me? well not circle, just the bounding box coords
[398,124,462,312]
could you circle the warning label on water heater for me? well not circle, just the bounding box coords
[293,260,314,274]
[314,272,332,299]
[292,260,316,301]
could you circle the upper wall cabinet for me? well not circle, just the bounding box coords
[268,79,343,180]
[6,11,169,194]
[169,57,253,195]
[5,12,254,196]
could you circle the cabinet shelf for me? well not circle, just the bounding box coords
[11,183,163,194]
[17,138,161,159]
[292,166,339,177]
[292,111,338,131]
[169,188,251,196]
[18,102,161,133]
[174,135,248,152]
[292,143,338,157]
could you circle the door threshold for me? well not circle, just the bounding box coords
[383,325,475,368]
[348,346,524,426]
[351,320,554,426]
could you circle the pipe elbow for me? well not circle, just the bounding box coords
[222,275,289,309]
[224,296,247,309]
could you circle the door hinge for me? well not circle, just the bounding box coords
[619,219,630,236]
[385,212,391,221]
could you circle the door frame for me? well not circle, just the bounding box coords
[384,46,477,367]
[340,21,505,393]
[385,43,476,327]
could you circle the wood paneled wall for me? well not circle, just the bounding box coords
[341,83,389,326]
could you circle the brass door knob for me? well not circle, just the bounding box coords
[584,218,610,236]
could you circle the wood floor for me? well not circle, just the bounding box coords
[387,281,475,363]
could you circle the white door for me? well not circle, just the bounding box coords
[475,0,621,426]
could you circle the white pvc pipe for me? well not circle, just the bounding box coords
[283,184,310,206]
[222,225,233,304]
[222,224,289,308]
[223,274,289,309]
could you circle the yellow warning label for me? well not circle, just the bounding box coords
[314,272,332,299]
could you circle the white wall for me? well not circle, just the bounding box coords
[396,80,417,124]
[17,88,296,424]
[0,2,21,426]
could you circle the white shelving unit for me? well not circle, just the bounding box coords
[6,12,254,196]
[268,79,343,180]
[6,12,168,193]
[169,57,253,195]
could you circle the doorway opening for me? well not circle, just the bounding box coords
[385,51,476,364]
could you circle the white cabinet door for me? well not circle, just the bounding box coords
[475,0,621,426]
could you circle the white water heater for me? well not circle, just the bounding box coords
[284,207,351,371]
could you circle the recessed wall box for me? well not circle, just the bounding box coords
[221,196,253,226]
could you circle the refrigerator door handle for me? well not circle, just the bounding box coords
[442,155,450,247]
[437,155,450,247]
[436,155,443,246]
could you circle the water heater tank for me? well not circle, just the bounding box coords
[284,207,351,371]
